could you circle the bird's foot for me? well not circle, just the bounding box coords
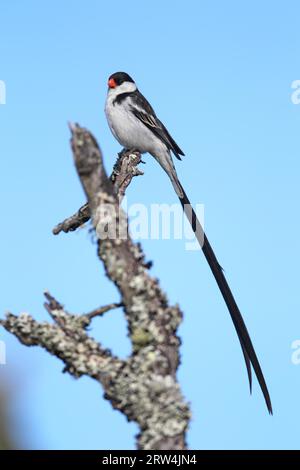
[128,148,141,155]
[118,148,128,158]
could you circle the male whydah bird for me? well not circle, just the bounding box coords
[105,71,272,414]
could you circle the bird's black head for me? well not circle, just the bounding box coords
[108,72,134,89]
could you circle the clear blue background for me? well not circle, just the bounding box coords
[0,0,299,450]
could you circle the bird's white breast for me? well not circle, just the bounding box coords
[105,84,164,154]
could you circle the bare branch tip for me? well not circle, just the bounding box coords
[52,224,61,235]
[43,291,63,311]
[68,121,76,133]
[84,302,124,322]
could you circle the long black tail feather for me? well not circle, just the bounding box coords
[178,185,272,414]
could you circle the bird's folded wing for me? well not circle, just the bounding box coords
[131,107,184,159]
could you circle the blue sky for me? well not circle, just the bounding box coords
[0,0,300,449]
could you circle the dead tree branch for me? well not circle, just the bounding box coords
[52,146,143,235]
[1,124,190,450]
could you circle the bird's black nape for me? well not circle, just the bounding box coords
[108,72,134,86]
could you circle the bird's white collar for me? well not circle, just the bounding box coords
[108,81,137,98]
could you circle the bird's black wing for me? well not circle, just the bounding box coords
[130,90,185,159]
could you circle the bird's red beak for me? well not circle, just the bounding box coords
[108,78,117,89]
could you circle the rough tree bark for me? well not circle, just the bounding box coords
[0,124,191,450]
